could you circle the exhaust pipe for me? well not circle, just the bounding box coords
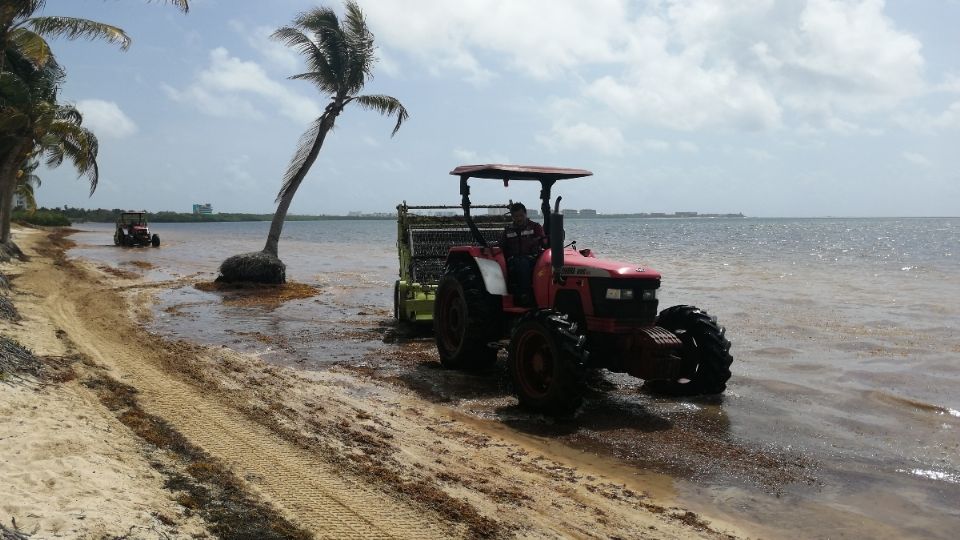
[550,196,564,280]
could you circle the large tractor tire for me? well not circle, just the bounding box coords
[508,310,586,415]
[434,262,500,370]
[151,234,160,247]
[646,305,733,396]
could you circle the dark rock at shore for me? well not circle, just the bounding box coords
[216,251,286,284]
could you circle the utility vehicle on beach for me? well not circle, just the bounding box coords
[431,164,733,414]
[114,211,160,247]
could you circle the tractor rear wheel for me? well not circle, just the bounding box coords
[508,310,584,415]
[434,262,500,370]
[151,234,160,247]
[645,305,732,396]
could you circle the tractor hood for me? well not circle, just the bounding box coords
[543,248,662,281]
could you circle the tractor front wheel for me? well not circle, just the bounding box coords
[645,305,733,396]
[151,234,160,247]
[508,311,584,415]
[434,263,499,370]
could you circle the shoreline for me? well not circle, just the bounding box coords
[0,226,746,538]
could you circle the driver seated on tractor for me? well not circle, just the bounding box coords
[500,202,545,306]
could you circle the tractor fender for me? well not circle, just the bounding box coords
[473,256,508,295]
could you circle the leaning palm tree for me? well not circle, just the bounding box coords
[217,1,408,284]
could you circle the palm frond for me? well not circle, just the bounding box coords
[272,26,338,94]
[26,16,131,51]
[0,72,33,109]
[288,71,340,95]
[37,115,99,194]
[55,103,82,123]
[276,116,323,203]
[146,0,189,13]
[9,27,52,66]
[15,179,37,213]
[342,1,376,93]
[293,8,348,93]
[349,94,409,136]
[0,113,29,137]
[0,1,44,26]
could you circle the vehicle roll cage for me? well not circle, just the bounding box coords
[451,164,592,247]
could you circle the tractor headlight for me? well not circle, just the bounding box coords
[641,289,657,301]
[605,288,635,300]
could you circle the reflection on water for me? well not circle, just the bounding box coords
[68,217,960,538]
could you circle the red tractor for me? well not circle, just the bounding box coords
[434,165,733,414]
[114,211,160,247]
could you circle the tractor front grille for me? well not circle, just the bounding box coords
[588,278,660,322]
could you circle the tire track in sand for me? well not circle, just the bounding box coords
[36,263,447,539]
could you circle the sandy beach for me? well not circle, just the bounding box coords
[0,226,748,538]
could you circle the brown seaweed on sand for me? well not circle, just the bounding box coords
[0,336,40,382]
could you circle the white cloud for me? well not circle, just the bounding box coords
[537,122,625,156]
[363,0,629,81]
[229,20,301,73]
[452,147,510,164]
[894,100,960,132]
[640,139,670,152]
[902,151,932,167]
[677,141,700,153]
[453,148,477,162]
[75,99,137,138]
[933,102,960,129]
[164,48,321,123]
[745,148,774,161]
[366,0,927,133]
[225,154,256,189]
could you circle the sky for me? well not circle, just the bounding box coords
[31,0,960,217]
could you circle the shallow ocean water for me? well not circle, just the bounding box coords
[68,217,960,538]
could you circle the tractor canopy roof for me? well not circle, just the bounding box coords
[450,164,592,182]
[118,211,147,223]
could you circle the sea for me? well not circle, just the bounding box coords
[67,217,959,538]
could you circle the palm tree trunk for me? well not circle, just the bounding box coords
[262,116,333,257]
[0,142,29,245]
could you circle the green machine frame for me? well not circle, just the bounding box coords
[394,202,510,324]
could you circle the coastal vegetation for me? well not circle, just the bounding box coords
[217,1,408,284]
[15,206,397,225]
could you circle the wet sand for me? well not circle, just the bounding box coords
[0,226,750,538]
[53,219,960,538]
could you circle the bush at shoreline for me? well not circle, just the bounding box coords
[13,210,72,227]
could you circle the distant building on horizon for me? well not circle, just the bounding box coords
[674,211,698,217]
[561,209,579,215]
[192,203,213,215]
[579,209,597,216]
